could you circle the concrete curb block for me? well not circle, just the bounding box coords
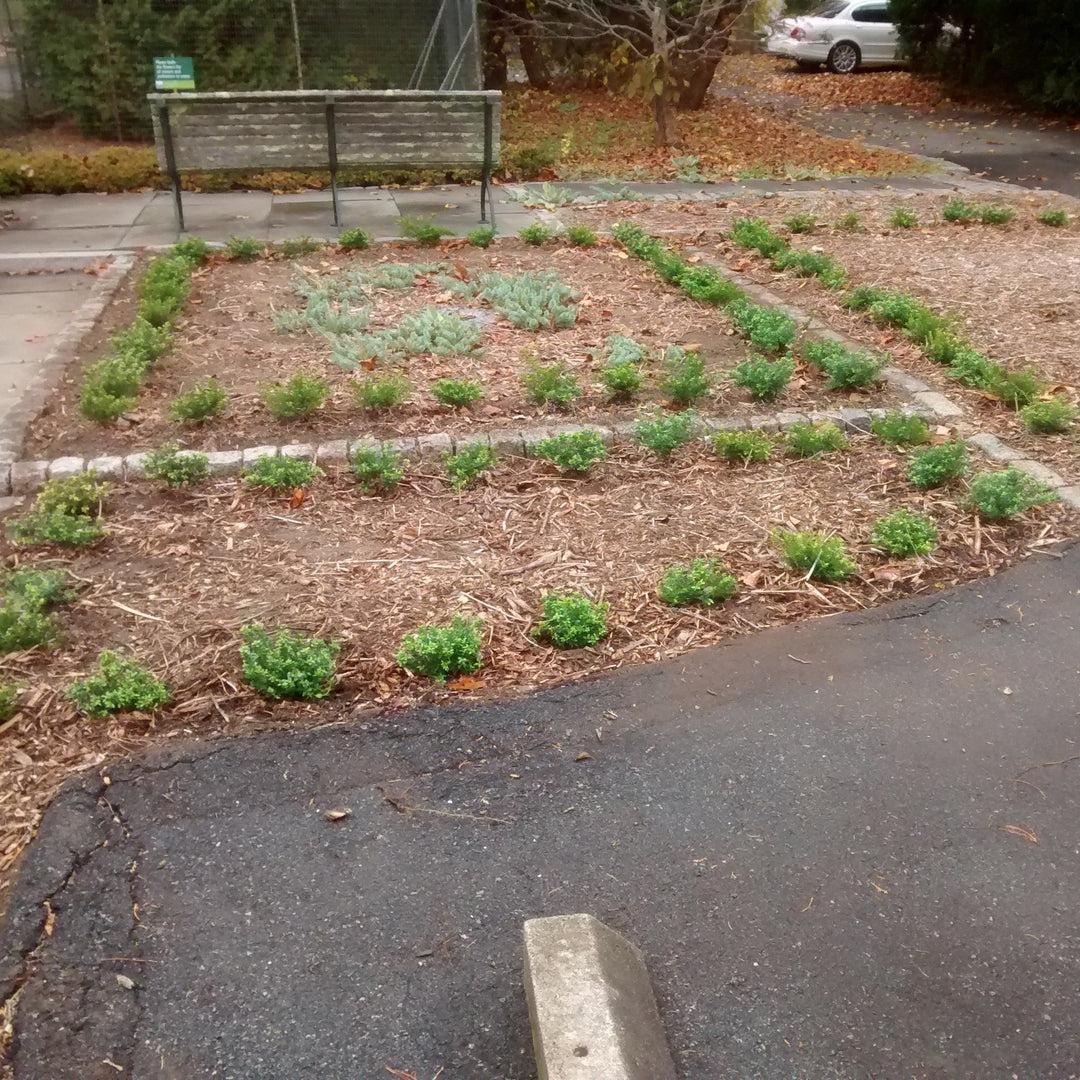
[523,914,676,1080]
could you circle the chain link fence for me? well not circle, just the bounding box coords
[8,0,481,140]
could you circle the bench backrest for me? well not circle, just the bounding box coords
[147,90,501,173]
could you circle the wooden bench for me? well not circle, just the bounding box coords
[146,89,502,233]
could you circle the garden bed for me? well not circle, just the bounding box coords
[0,438,1071,899]
[21,239,907,460]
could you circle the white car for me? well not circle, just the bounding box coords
[765,0,902,74]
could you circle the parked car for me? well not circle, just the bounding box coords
[765,1,902,74]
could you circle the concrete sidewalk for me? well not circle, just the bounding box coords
[3,542,1079,1078]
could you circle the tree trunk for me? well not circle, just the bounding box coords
[481,1,508,90]
[652,93,676,147]
[518,28,551,89]
[676,46,727,110]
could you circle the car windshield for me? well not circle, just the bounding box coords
[810,1,847,15]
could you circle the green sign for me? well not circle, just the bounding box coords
[153,56,195,91]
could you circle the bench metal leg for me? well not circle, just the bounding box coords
[482,100,495,231]
[158,104,185,232]
[325,98,341,230]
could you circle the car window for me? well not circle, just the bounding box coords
[810,1,847,17]
[851,5,893,22]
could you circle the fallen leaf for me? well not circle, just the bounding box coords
[116,974,135,990]
[575,751,593,762]
[288,487,306,509]
[447,674,485,691]
[324,808,352,822]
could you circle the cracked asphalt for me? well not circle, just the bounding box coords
[2,541,1080,1078]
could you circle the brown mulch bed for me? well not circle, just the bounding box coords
[0,440,1073,907]
[21,240,905,460]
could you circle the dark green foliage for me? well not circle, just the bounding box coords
[658,559,738,606]
[169,378,227,422]
[225,236,264,260]
[730,353,796,401]
[444,442,497,490]
[519,223,553,246]
[948,347,1003,389]
[907,440,967,488]
[534,430,608,473]
[399,216,454,247]
[922,328,965,366]
[68,650,170,717]
[775,530,856,580]
[0,567,70,654]
[870,411,929,445]
[890,206,919,229]
[244,454,321,491]
[142,443,210,487]
[338,227,372,250]
[710,428,772,463]
[678,265,746,306]
[353,373,412,409]
[467,226,496,248]
[731,217,788,257]
[979,204,1015,225]
[1020,396,1077,433]
[784,213,816,234]
[263,372,330,418]
[942,197,979,222]
[727,300,797,353]
[396,614,483,681]
[967,468,1059,519]
[350,444,405,494]
[567,224,598,247]
[279,235,323,258]
[866,291,945,343]
[870,508,938,557]
[521,360,582,407]
[659,347,711,406]
[844,285,888,311]
[987,368,1041,409]
[632,411,696,457]
[510,141,559,176]
[240,624,339,700]
[784,421,848,457]
[8,509,105,547]
[535,592,609,648]
[803,339,884,390]
[431,378,484,407]
[0,683,17,723]
[1038,209,1069,227]
[138,254,191,322]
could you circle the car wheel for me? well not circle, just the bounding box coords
[826,41,860,74]
[795,60,821,71]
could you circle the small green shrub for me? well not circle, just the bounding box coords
[870,508,938,557]
[535,591,609,648]
[0,682,17,723]
[948,348,1003,389]
[534,430,607,472]
[727,300,797,353]
[279,235,323,258]
[432,378,484,407]
[68,650,171,717]
[244,454,321,491]
[397,614,483,681]
[394,307,482,356]
[923,328,965,366]
[775,530,856,580]
[657,559,738,606]
[479,270,578,329]
[773,248,847,289]
[0,568,70,653]
[870,411,929,445]
[399,215,454,246]
[510,140,559,176]
[36,471,109,518]
[519,222,553,245]
[353,373,412,409]
[942,197,978,222]
[967,468,1058,519]
[783,213,816,234]
[710,428,771,463]
[445,442,497,490]
[679,266,746,306]
[632,410,696,457]
[803,340,884,390]
[337,226,372,250]
[263,373,330,419]
[79,375,137,423]
[350,444,406,493]
[521,360,582,407]
[836,211,863,233]
[467,225,496,248]
[169,379,227,422]
[226,235,264,260]
[730,217,788,257]
[1020,396,1076,434]
[660,346,711,406]
[890,206,919,229]
[138,255,191,320]
[8,509,105,547]
[171,236,211,264]
[730,353,796,401]
[979,204,1015,225]
[907,440,967,488]
[1038,208,1068,227]
[988,368,1041,409]
[784,421,848,457]
[240,624,339,700]
[844,285,888,311]
[142,443,210,487]
[567,224,598,247]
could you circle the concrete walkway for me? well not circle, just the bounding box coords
[2,542,1079,1078]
